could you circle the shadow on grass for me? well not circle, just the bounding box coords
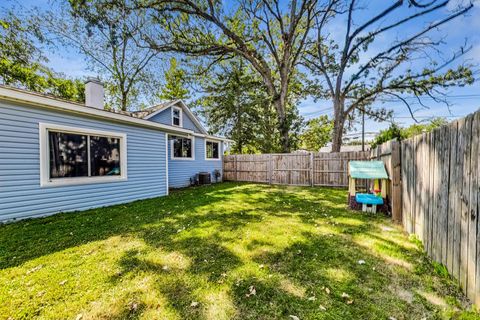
[0,183,251,269]
[1,182,475,319]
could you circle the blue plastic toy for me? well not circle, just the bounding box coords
[355,193,384,213]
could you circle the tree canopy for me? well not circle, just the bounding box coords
[300,115,333,151]
[371,117,448,148]
[305,0,474,151]
[158,57,190,101]
[0,15,84,102]
[39,0,162,110]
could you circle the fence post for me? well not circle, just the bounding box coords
[268,154,273,184]
[310,152,314,187]
[234,155,238,181]
[391,141,402,224]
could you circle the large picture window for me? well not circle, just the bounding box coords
[40,123,127,187]
[171,136,194,159]
[205,140,220,160]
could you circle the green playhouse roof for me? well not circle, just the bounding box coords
[349,161,389,179]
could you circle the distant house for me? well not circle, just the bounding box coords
[0,79,232,222]
[318,145,370,153]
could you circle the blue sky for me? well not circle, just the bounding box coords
[3,0,480,141]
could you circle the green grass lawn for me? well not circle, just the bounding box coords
[0,183,478,320]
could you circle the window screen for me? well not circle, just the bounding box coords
[90,136,121,176]
[172,136,192,158]
[48,130,123,180]
[172,108,181,126]
[206,141,219,159]
[49,131,88,178]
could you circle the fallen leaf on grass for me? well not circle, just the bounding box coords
[341,292,350,298]
[346,300,354,305]
[26,265,43,275]
[59,280,67,286]
[129,302,138,312]
[289,315,300,320]
[190,301,199,307]
[307,296,316,301]
[324,287,330,295]
[319,305,326,311]
[246,285,256,297]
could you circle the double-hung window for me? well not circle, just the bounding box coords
[172,107,182,126]
[171,135,194,160]
[205,140,220,160]
[40,123,127,186]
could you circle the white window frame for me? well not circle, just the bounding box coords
[39,123,127,187]
[170,134,195,160]
[171,106,183,127]
[205,139,221,161]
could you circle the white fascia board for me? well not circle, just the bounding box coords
[143,100,179,120]
[175,100,209,134]
[0,86,193,135]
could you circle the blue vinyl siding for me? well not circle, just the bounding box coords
[168,136,223,188]
[0,101,168,221]
[149,108,171,126]
[149,106,203,133]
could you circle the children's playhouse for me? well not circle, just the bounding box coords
[348,160,390,213]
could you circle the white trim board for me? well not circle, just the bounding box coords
[144,100,208,134]
[171,105,183,127]
[165,132,169,195]
[170,134,195,161]
[0,85,234,142]
[39,122,128,187]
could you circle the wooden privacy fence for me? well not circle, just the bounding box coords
[223,151,369,187]
[401,111,480,306]
[223,110,480,306]
[369,140,402,223]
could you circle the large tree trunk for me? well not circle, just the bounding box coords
[273,97,290,153]
[331,98,345,152]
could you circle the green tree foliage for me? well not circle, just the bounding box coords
[135,0,316,152]
[158,58,189,101]
[371,118,448,148]
[0,15,84,102]
[306,1,474,151]
[196,59,303,153]
[40,0,160,110]
[300,115,333,151]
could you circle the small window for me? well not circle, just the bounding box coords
[40,123,127,187]
[205,140,220,160]
[172,136,193,159]
[172,107,182,126]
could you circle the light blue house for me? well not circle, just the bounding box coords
[0,80,232,222]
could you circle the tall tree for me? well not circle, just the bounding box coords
[158,57,190,100]
[305,0,475,151]
[137,0,318,152]
[300,115,333,151]
[0,14,84,102]
[39,0,161,111]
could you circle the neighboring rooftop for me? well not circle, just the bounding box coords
[319,144,370,153]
